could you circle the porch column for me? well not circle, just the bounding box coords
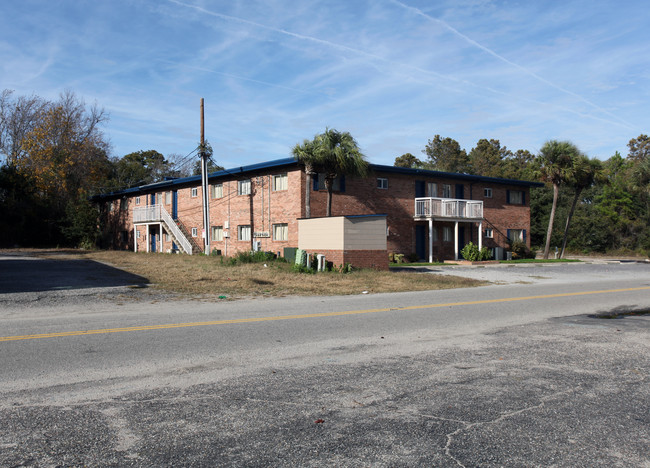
[134,226,137,252]
[428,218,433,263]
[159,223,163,253]
[146,225,150,253]
[478,221,483,251]
[454,221,459,261]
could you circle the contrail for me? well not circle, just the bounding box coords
[391,0,636,130]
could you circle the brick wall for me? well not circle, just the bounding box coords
[100,163,533,262]
[302,249,389,271]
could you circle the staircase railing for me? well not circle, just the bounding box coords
[133,204,193,254]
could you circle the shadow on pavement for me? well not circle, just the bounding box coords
[0,258,149,294]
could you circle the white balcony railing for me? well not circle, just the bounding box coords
[415,197,483,219]
[133,204,193,254]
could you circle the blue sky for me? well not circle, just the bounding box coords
[2,0,648,167]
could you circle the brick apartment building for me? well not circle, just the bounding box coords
[96,157,542,267]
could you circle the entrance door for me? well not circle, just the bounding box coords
[458,226,465,259]
[455,183,464,199]
[150,231,157,252]
[415,225,426,260]
[172,190,178,219]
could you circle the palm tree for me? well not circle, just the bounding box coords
[316,128,369,217]
[537,140,579,259]
[292,138,321,219]
[559,155,605,258]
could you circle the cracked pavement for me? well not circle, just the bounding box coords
[2,314,648,467]
[1,254,649,466]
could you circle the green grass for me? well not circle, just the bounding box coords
[390,262,451,267]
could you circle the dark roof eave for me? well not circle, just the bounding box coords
[369,163,544,187]
[93,157,299,200]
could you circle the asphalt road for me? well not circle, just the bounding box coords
[1,254,649,467]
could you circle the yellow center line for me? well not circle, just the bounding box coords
[2,286,649,343]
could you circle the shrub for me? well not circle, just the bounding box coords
[460,242,493,261]
[226,250,277,265]
[509,240,536,259]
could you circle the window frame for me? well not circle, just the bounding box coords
[443,226,452,242]
[508,229,525,243]
[238,179,251,196]
[273,223,288,241]
[164,191,172,205]
[211,183,223,199]
[507,190,525,205]
[135,196,141,205]
[191,227,198,237]
[484,188,493,198]
[376,177,388,190]
[427,182,437,197]
[485,228,494,238]
[442,184,452,198]
[238,225,251,241]
[191,187,198,198]
[272,174,288,192]
[211,225,223,241]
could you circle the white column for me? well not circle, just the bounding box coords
[454,221,459,261]
[134,226,137,252]
[428,218,433,263]
[146,225,150,253]
[159,223,163,253]
[478,221,483,251]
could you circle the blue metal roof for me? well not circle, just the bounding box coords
[93,157,542,201]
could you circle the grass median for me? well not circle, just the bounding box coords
[36,250,486,298]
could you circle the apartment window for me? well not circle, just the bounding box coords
[272,174,288,191]
[109,202,115,212]
[135,230,140,239]
[120,198,128,211]
[164,191,171,204]
[484,188,493,198]
[273,223,288,241]
[191,227,198,237]
[314,173,344,192]
[507,190,525,205]
[238,225,251,241]
[442,184,452,198]
[238,179,251,195]
[485,228,494,238]
[211,183,223,199]
[211,226,223,241]
[191,187,198,198]
[120,231,128,243]
[432,227,438,242]
[135,196,141,205]
[508,229,525,243]
[427,182,437,197]
[443,226,452,242]
[164,233,170,242]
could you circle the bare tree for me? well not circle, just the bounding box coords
[0,89,48,164]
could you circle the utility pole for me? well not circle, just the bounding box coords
[200,98,210,254]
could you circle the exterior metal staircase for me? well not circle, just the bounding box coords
[133,204,194,254]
